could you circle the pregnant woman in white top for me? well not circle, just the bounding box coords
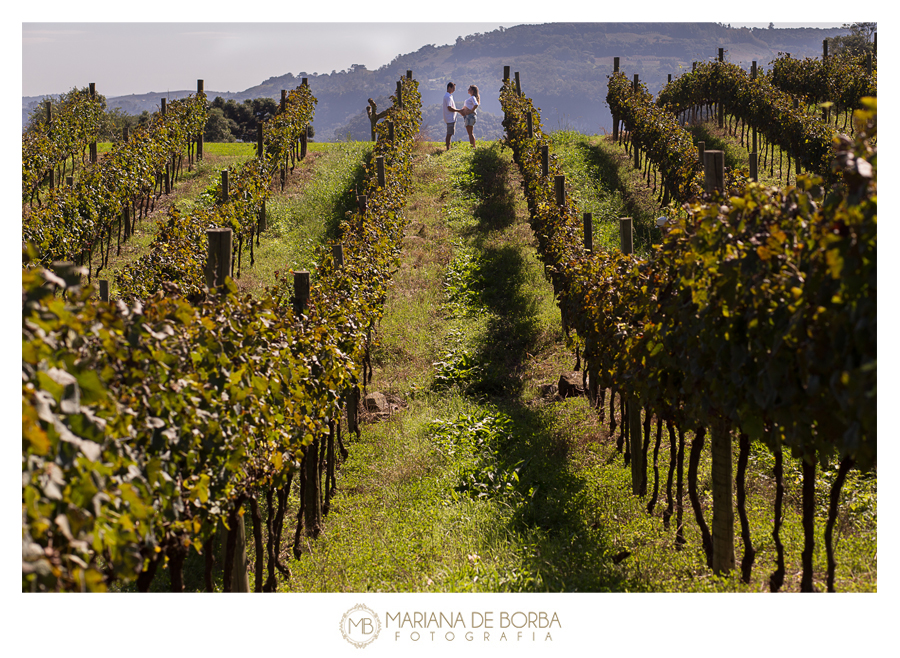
[461,85,480,148]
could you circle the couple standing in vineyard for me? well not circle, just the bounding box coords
[443,81,480,149]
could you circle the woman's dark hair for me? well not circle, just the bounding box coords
[447,82,455,91]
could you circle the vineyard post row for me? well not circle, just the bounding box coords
[23,83,105,202]
[499,66,875,590]
[112,80,316,302]
[656,49,871,186]
[23,80,209,273]
[23,73,424,592]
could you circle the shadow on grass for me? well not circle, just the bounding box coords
[461,145,520,235]
[323,159,370,245]
[684,122,747,172]
[574,138,661,254]
[456,144,645,591]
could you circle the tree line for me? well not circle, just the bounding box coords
[25,94,315,144]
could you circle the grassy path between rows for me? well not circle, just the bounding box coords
[274,138,875,593]
[83,142,371,300]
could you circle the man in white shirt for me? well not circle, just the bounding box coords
[443,82,463,151]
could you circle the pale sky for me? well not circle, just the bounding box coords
[22,22,522,98]
[16,3,855,98]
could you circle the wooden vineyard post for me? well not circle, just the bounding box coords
[396,79,403,107]
[122,206,131,242]
[584,212,599,407]
[710,417,735,575]
[388,121,395,143]
[301,79,309,160]
[619,218,633,255]
[376,156,386,188]
[45,101,54,188]
[227,511,251,592]
[300,77,310,163]
[257,123,264,159]
[583,213,593,253]
[205,228,232,291]
[257,199,267,240]
[294,267,316,540]
[704,151,725,193]
[205,224,248,591]
[301,79,309,157]
[221,170,229,202]
[751,62,760,150]
[612,58,620,141]
[541,145,549,177]
[526,111,533,139]
[297,271,321,539]
[620,218,644,495]
[99,279,109,302]
[749,152,758,182]
[197,80,204,160]
[503,65,510,82]
[332,244,344,269]
[89,83,97,165]
[555,175,565,207]
[514,71,521,96]
[632,74,640,169]
[293,270,310,317]
[717,49,725,129]
[697,141,705,170]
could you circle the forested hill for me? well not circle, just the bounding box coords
[23,22,851,140]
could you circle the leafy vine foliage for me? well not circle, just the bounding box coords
[116,84,317,302]
[605,72,705,202]
[22,87,105,202]
[22,77,422,592]
[656,61,838,183]
[23,92,208,269]
[766,51,876,124]
[502,77,875,588]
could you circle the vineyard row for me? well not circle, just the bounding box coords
[500,70,875,590]
[22,75,423,592]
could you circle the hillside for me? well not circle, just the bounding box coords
[23,22,851,139]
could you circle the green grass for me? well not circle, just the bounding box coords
[277,139,876,594]
[226,142,372,297]
[550,130,665,256]
[135,139,875,594]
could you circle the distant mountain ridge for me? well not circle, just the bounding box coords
[23,22,852,140]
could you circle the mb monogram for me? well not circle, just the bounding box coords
[340,604,382,648]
